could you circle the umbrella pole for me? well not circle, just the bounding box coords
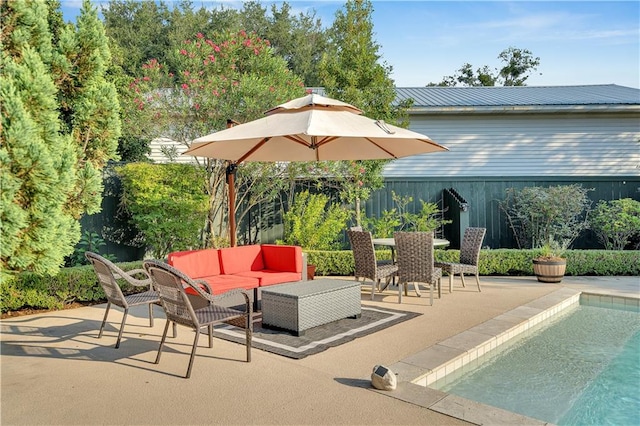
[226,162,237,247]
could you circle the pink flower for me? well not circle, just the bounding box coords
[357,181,363,187]
[254,48,259,55]
[143,76,150,81]
[208,54,215,62]
[182,83,189,90]
[180,49,187,55]
[195,103,200,110]
[196,32,204,39]
[168,72,174,77]
[183,70,190,76]
[359,167,365,173]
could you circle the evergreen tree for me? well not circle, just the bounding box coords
[318,0,410,225]
[1,0,121,276]
[1,0,79,276]
[56,0,121,217]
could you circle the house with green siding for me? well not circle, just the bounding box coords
[368,84,639,248]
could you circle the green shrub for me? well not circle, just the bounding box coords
[3,250,638,314]
[281,190,351,250]
[590,198,640,250]
[499,185,592,250]
[1,261,145,313]
[306,249,640,277]
[116,163,209,258]
[362,191,451,237]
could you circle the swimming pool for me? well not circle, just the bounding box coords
[431,298,640,424]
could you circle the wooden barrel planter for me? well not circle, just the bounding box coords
[532,258,567,283]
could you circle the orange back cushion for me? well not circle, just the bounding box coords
[219,245,264,274]
[167,249,221,279]
[261,244,302,272]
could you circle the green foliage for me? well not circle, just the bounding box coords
[0,261,145,313]
[281,191,351,250]
[318,0,410,225]
[499,185,592,250]
[4,250,639,313]
[362,191,451,237]
[1,0,80,276]
[116,163,209,258]
[304,249,640,277]
[55,0,121,218]
[103,0,327,86]
[590,198,640,250]
[125,29,306,245]
[430,46,541,87]
[67,231,117,267]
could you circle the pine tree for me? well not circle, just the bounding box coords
[1,0,79,275]
[1,0,120,276]
[318,0,409,226]
[55,0,121,217]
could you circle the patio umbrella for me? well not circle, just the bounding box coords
[184,94,448,245]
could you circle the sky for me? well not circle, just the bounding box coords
[60,1,640,89]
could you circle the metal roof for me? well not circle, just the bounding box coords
[395,84,640,108]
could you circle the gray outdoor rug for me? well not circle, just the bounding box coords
[212,306,421,359]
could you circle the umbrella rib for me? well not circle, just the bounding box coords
[238,137,271,163]
[362,138,399,159]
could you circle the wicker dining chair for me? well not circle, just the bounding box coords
[143,260,252,379]
[347,230,398,300]
[394,232,442,305]
[85,252,160,349]
[435,227,486,292]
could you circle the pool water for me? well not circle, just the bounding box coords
[432,302,640,425]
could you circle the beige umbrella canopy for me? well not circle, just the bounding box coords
[184,93,448,245]
[184,94,447,162]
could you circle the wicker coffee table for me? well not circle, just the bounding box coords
[261,279,362,336]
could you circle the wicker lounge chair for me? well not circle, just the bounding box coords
[435,227,486,292]
[143,260,252,379]
[347,230,398,300]
[394,232,442,305]
[85,252,160,349]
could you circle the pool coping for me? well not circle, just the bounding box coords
[369,288,640,426]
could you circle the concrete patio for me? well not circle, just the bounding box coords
[1,275,638,425]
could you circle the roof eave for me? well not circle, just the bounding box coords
[408,105,640,115]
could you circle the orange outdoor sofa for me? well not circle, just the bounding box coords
[167,244,305,308]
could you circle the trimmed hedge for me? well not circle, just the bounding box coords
[2,250,638,313]
[1,262,145,313]
[306,249,640,277]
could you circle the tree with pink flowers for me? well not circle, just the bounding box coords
[124,29,306,246]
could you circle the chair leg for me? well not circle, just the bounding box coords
[449,274,453,293]
[371,281,377,300]
[115,308,129,349]
[246,312,252,363]
[155,320,171,364]
[98,302,111,339]
[475,273,481,292]
[429,282,433,306]
[208,325,213,348]
[186,329,201,379]
[148,303,154,327]
[398,283,403,304]
[437,278,442,299]
[413,283,422,297]
[460,273,467,288]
